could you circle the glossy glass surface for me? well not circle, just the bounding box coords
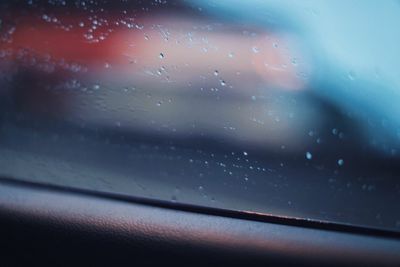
[1,0,399,232]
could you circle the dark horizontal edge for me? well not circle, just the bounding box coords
[0,175,399,240]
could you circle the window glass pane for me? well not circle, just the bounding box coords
[1,0,400,232]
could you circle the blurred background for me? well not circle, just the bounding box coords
[0,0,399,232]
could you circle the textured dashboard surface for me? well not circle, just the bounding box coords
[0,178,399,266]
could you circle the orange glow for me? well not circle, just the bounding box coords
[1,14,308,91]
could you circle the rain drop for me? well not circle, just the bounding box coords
[348,71,356,81]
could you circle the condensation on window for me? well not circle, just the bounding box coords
[0,0,400,233]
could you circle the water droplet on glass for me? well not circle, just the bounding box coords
[252,46,259,53]
[243,151,248,156]
[306,152,313,160]
[362,184,367,190]
[214,70,219,76]
[348,71,356,81]
[338,159,344,166]
[159,52,164,59]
